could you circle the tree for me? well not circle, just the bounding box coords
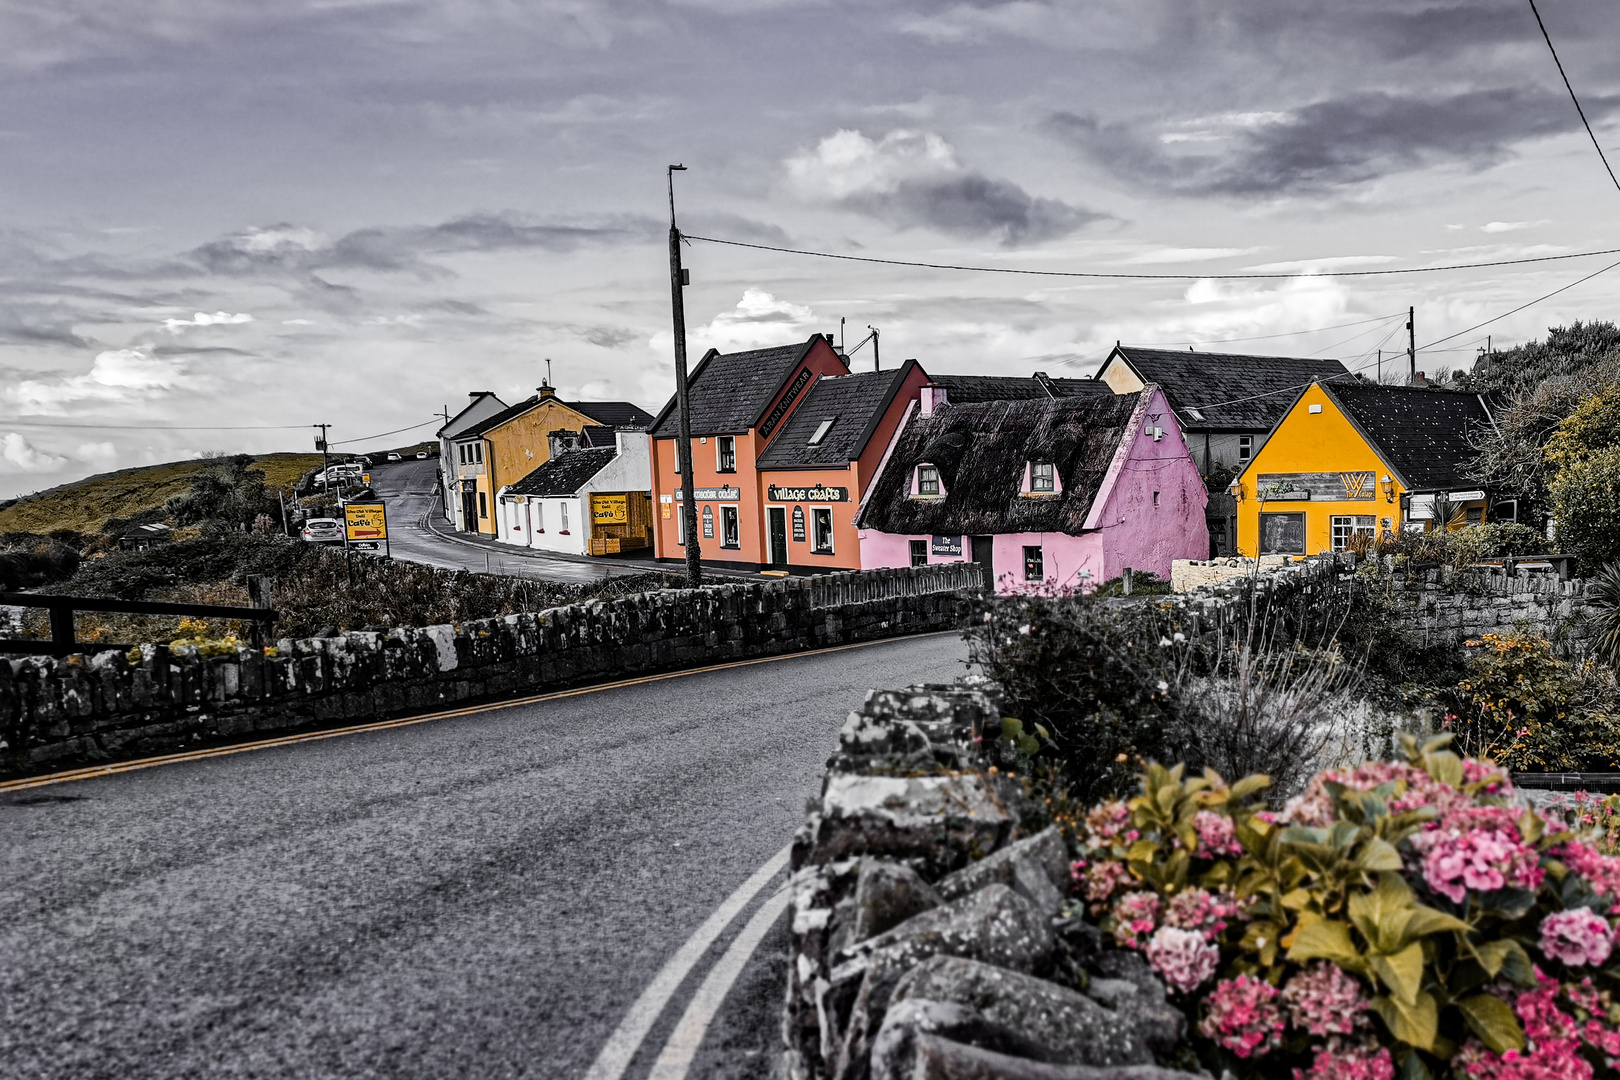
[1460,320,1620,396]
[164,455,272,531]
[1549,445,1620,571]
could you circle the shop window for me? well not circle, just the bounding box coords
[1260,512,1306,554]
[1331,515,1376,551]
[909,539,927,567]
[721,505,740,549]
[1029,462,1055,493]
[1023,545,1044,581]
[717,436,736,473]
[916,464,941,496]
[811,508,833,554]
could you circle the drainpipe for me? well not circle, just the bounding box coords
[484,436,497,536]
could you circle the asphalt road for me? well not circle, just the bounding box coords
[1,632,971,1080]
[365,456,661,583]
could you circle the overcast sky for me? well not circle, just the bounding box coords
[3,0,1620,498]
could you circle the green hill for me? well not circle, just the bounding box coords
[0,453,326,536]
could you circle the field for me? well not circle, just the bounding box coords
[0,453,327,536]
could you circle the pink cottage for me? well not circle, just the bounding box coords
[855,383,1207,593]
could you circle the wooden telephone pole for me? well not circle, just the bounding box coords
[668,165,702,588]
[1406,306,1416,384]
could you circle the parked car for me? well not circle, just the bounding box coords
[300,518,343,544]
[415,450,430,459]
[385,452,402,462]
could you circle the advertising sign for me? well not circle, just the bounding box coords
[1257,472,1376,501]
[344,503,388,541]
[591,493,629,525]
[758,367,814,440]
[701,505,714,539]
[672,487,742,502]
[767,485,850,503]
[930,534,963,557]
[791,505,806,542]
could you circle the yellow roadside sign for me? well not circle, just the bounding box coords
[344,503,388,541]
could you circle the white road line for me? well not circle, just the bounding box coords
[583,844,792,1080]
[646,884,793,1080]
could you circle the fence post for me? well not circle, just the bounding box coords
[49,602,75,656]
[247,576,273,650]
[1123,567,1134,596]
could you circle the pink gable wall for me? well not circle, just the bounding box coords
[857,386,1207,594]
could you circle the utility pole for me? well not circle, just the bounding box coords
[313,422,331,494]
[668,164,702,588]
[1406,306,1416,385]
[1377,349,1381,383]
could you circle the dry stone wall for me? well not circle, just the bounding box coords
[787,682,1198,1080]
[0,563,981,778]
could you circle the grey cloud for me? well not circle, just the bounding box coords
[580,325,641,349]
[681,211,791,246]
[150,344,254,357]
[846,173,1103,246]
[1046,86,1620,197]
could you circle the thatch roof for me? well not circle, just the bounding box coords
[857,393,1142,536]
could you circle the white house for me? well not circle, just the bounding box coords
[495,431,654,556]
[436,390,507,527]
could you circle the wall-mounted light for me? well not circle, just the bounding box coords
[1381,474,1395,503]
[1228,481,1244,503]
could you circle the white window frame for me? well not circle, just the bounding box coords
[535,502,545,532]
[1331,515,1376,551]
[720,505,740,549]
[716,435,736,473]
[560,501,570,533]
[1238,435,1253,462]
[811,508,834,554]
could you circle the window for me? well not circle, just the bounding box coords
[1466,507,1484,525]
[809,418,836,446]
[717,435,736,473]
[1024,545,1044,581]
[536,502,545,532]
[909,539,927,567]
[1331,515,1376,551]
[560,502,570,533]
[1152,491,1160,507]
[917,464,940,496]
[458,445,465,464]
[508,501,521,529]
[1030,462,1055,493]
[676,506,684,545]
[721,505,740,549]
[811,508,833,554]
[478,492,488,519]
[1238,436,1253,462]
[1260,512,1306,554]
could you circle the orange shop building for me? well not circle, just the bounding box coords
[648,335,929,572]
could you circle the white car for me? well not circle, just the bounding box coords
[415,450,430,459]
[300,518,343,543]
[385,452,402,462]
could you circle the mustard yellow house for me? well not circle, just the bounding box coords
[449,385,653,536]
[1231,381,1497,556]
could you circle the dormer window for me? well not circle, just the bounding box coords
[916,464,941,496]
[809,418,836,446]
[1030,462,1055,493]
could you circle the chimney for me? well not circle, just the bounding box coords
[538,384,556,399]
[1411,371,1426,385]
[920,385,948,418]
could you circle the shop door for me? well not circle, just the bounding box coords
[767,507,789,566]
[970,536,995,593]
[461,489,479,532]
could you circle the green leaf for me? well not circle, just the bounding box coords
[1287,918,1362,967]
[1228,774,1271,802]
[1349,874,1417,953]
[1356,836,1405,872]
[1456,993,1526,1054]
[1400,1048,1434,1080]
[1372,991,1439,1052]
[1370,941,1425,1005]
[1401,904,1472,940]
[1427,751,1464,789]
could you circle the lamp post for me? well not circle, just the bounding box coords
[667,165,702,587]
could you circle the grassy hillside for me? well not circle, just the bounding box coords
[0,453,325,536]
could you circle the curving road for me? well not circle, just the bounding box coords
[0,632,971,1080]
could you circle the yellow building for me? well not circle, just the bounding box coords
[1232,381,1497,556]
[448,385,653,536]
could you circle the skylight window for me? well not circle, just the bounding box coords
[808,418,837,446]
[1186,407,1205,421]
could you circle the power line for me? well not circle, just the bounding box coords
[329,418,441,445]
[3,420,312,431]
[1136,311,1406,347]
[1420,255,1620,349]
[1527,0,1620,196]
[685,232,1620,281]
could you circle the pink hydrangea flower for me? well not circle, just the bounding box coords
[1085,800,1135,843]
[1194,810,1243,857]
[1540,908,1614,968]
[1454,969,1589,1080]
[1282,962,1369,1037]
[1110,890,1162,948]
[1080,860,1131,903]
[1293,1040,1395,1080]
[1197,973,1284,1058]
[1557,841,1620,909]
[1146,925,1219,994]
[1163,887,1246,941]
[1412,824,1543,904]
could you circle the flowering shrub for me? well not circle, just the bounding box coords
[1070,735,1620,1079]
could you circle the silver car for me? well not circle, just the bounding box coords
[300,518,343,544]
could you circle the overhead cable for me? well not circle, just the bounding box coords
[329,418,442,445]
[684,233,1620,281]
[1527,0,1620,196]
[1420,256,1620,349]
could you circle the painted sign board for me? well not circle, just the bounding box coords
[766,485,850,502]
[343,503,388,541]
[930,535,963,557]
[1258,472,1376,501]
[791,505,806,542]
[701,505,714,539]
[672,487,742,502]
[591,493,629,525]
[758,368,814,440]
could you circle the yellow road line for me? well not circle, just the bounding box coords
[0,632,954,793]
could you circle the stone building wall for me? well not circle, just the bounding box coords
[0,563,982,778]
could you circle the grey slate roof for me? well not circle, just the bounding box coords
[857,394,1141,536]
[649,338,821,437]
[756,362,919,469]
[1324,384,1494,491]
[931,373,1111,403]
[504,447,616,497]
[437,391,506,438]
[1108,347,1351,432]
[463,395,652,437]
